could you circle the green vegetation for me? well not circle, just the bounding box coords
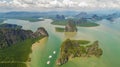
[77,22,99,27]
[0,23,22,29]
[15,18,43,22]
[0,25,48,66]
[0,36,44,62]
[71,40,90,45]
[51,19,99,27]
[60,39,90,58]
[57,39,103,65]
[51,20,67,25]
[0,63,26,67]
[55,27,64,32]
[0,17,43,23]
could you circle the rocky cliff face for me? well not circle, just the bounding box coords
[65,20,77,32]
[56,39,103,66]
[0,24,48,49]
[34,27,49,37]
[86,41,103,57]
[0,28,34,48]
[0,23,22,29]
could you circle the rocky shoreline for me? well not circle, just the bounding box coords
[0,24,48,49]
[56,39,103,66]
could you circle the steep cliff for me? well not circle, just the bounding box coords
[34,27,49,37]
[0,28,34,48]
[56,39,103,65]
[0,23,22,29]
[0,24,48,49]
[65,20,77,32]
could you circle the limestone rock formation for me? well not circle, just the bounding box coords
[34,27,49,37]
[65,20,77,32]
[0,24,48,49]
[56,39,103,66]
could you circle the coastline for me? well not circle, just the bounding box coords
[28,37,48,67]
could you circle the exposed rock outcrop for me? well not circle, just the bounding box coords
[65,20,77,32]
[34,27,49,37]
[56,14,65,20]
[56,39,103,66]
[0,23,22,29]
[86,41,103,57]
[0,24,48,49]
[0,28,34,48]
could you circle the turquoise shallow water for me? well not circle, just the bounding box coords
[4,19,120,67]
[59,20,120,67]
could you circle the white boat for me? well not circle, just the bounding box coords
[53,51,56,54]
[47,61,50,64]
[49,55,52,58]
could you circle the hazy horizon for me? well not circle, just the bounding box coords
[0,0,120,12]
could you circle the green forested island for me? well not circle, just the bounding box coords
[56,39,103,65]
[55,20,77,32]
[54,18,99,32]
[0,17,43,23]
[51,19,99,27]
[14,17,44,22]
[0,24,48,67]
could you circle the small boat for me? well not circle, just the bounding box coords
[53,51,56,54]
[47,61,50,64]
[49,55,52,58]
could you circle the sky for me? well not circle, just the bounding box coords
[0,0,120,12]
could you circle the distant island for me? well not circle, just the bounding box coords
[0,12,45,22]
[52,19,99,27]
[1,11,120,23]
[0,17,43,23]
[65,20,77,32]
[51,14,99,27]
[53,14,99,33]
[55,20,77,32]
[14,17,44,22]
[56,39,103,66]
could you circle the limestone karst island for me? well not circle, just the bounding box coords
[0,0,120,67]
